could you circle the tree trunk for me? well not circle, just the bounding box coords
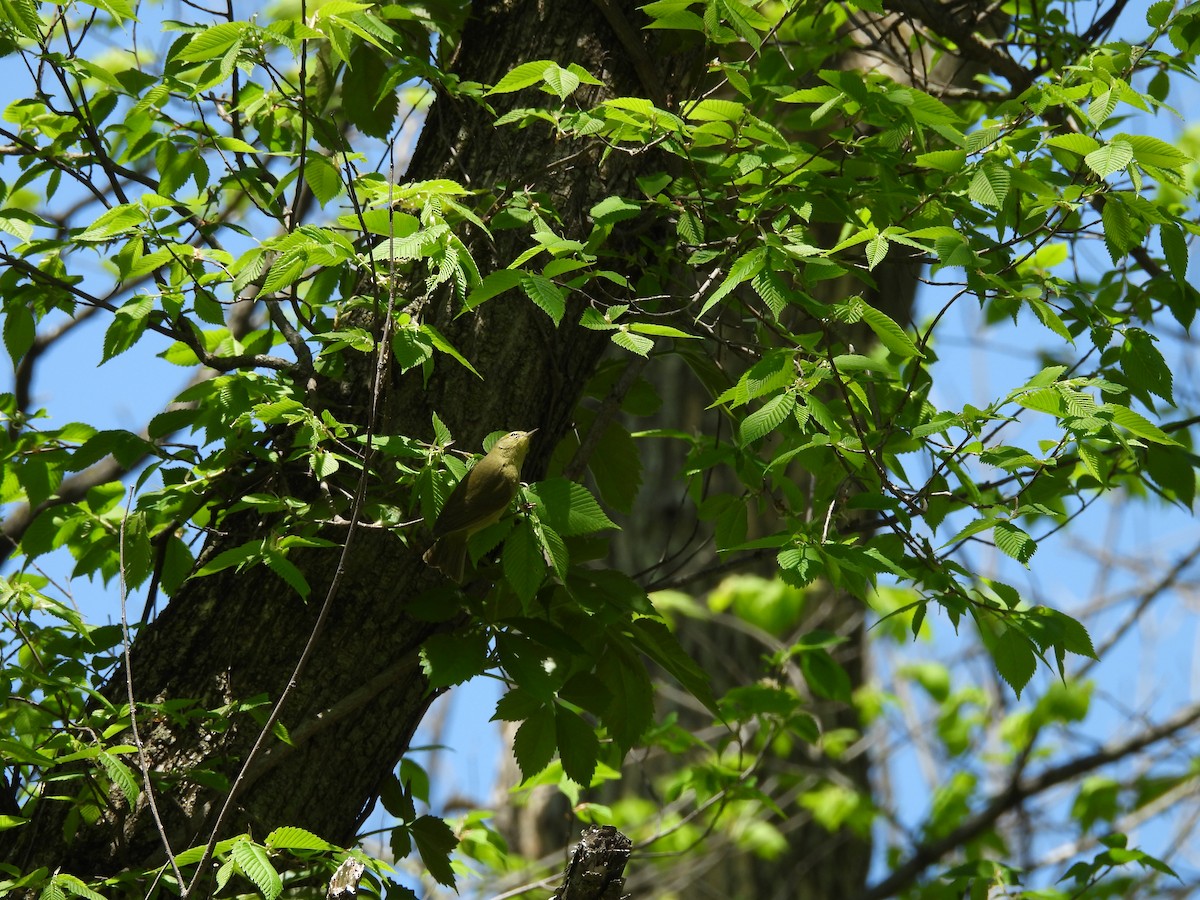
[6,0,702,881]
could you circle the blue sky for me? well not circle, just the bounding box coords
[3,0,1200,895]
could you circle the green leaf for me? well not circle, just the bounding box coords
[98,751,138,806]
[102,295,154,362]
[302,155,343,205]
[1100,196,1139,262]
[978,614,1037,698]
[865,233,888,271]
[1105,404,1178,445]
[799,649,852,702]
[50,874,105,900]
[342,45,398,138]
[611,328,655,356]
[698,246,766,317]
[464,268,523,312]
[1120,133,1192,170]
[739,391,795,445]
[488,59,557,94]
[3,303,35,365]
[994,521,1036,565]
[503,518,546,604]
[78,203,145,242]
[543,63,581,100]
[520,273,565,325]
[410,815,459,888]
[915,148,966,171]
[1121,329,1172,403]
[590,196,642,224]
[555,707,600,785]
[1045,133,1100,156]
[1084,140,1133,179]
[752,269,788,318]
[587,422,642,514]
[1160,222,1189,285]
[231,840,283,900]
[627,322,699,340]
[265,826,331,851]
[0,0,42,39]
[529,478,618,536]
[628,618,717,714]
[596,642,653,750]
[857,300,923,357]
[421,630,490,689]
[513,705,556,779]
[120,511,152,590]
[176,21,246,62]
[969,161,1010,208]
[423,324,481,378]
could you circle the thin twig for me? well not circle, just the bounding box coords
[119,489,186,893]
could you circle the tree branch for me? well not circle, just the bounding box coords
[864,701,1200,899]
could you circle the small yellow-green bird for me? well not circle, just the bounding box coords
[422,429,536,582]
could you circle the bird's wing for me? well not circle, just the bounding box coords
[431,462,517,537]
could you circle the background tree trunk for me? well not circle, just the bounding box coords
[491,6,1004,897]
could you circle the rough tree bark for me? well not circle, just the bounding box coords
[5,0,703,881]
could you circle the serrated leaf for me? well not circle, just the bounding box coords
[520,273,565,325]
[513,706,556,778]
[739,391,795,444]
[865,233,888,271]
[102,300,154,362]
[994,521,1037,565]
[698,246,766,317]
[590,196,642,224]
[629,618,717,714]
[1161,223,1188,285]
[1018,387,1066,416]
[421,630,489,689]
[543,63,581,100]
[596,642,653,750]
[978,613,1037,698]
[859,302,923,357]
[915,148,966,171]
[98,751,138,806]
[1084,140,1133,178]
[555,707,600,785]
[410,815,459,888]
[302,154,342,205]
[1121,133,1192,169]
[969,161,1010,208]
[423,324,481,378]
[265,826,331,851]
[529,478,618,536]
[752,269,788,318]
[503,518,545,604]
[488,59,556,94]
[1087,89,1118,126]
[1045,133,1100,156]
[611,329,654,356]
[1121,329,1173,403]
[627,322,698,339]
[1105,404,1178,445]
[4,303,34,365]
[1100,196,1138,262]
[52,875,105,900]
[231,840,283,900]
[176,21,246,62]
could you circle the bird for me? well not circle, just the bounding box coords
[422,429,536,582]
